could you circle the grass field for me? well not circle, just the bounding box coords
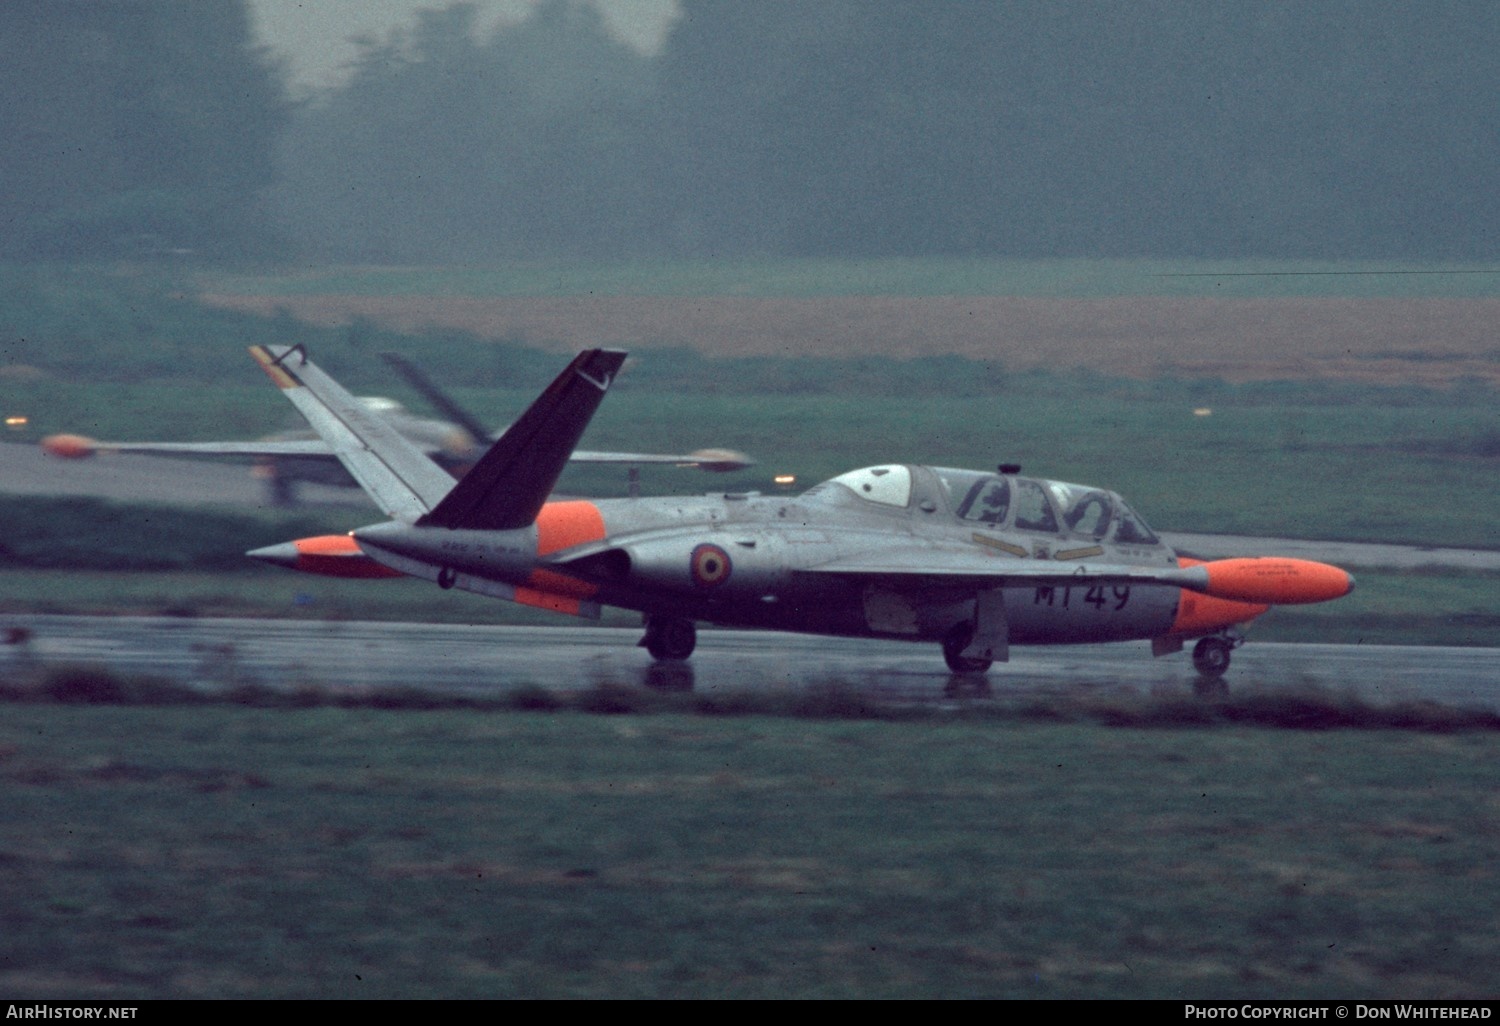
[9,375,1499,547]
[1,705,1495,999]
[201,257,1500,299]
[194,257,1500,390]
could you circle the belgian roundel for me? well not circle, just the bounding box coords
[690,543,732,588]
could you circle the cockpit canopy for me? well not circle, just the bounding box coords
[356,396,408,415]
[822,464,913,506]
[812,464,1160,545]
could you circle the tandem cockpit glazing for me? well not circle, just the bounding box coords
[811,464,1162,546]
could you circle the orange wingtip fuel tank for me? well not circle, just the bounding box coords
[246,535,403,579]
[41,434,98,458]
[1199,557,1355,606]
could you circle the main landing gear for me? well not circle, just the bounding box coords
[941,622,993,675]
[640,616,697,661]
[265,474,297,508]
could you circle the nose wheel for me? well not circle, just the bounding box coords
[1192,635,1236,679]
[641,617,697,661]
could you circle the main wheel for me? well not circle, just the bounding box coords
[1192,636,1232,678]
[266,475,297,508]
[643,617,697,661]
[942,622,993,674]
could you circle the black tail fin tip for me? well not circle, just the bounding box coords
[417,349,628,531]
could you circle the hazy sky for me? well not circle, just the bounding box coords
[248,0,679,91]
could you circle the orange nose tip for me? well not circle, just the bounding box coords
[1202,557,1355,606]
[41,434,98,459]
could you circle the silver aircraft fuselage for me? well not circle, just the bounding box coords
[349,463,1266,650]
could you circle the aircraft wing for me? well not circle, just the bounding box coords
[42,436,335,459]
[43,435,750,471]
[801,546,1353,605]
[572,448,752,471]
[801,548,1204,590]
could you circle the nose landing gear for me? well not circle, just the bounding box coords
[1192,629,1245,683]
[1190,633,1244,698]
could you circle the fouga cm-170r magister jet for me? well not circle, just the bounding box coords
[245,344,1354,680]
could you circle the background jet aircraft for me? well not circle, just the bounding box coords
[244,345,1353,681]
[41,351,751,505]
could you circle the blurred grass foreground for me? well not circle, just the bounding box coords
[1,702,1497,999]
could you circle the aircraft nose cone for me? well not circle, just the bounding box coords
[246,541,301,570]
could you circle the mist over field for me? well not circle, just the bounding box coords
[3,0,1497,265]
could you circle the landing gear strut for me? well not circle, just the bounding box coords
[641,617,697,661]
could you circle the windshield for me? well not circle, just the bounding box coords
[1113,499,1160,545]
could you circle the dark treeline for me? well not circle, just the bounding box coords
[273,2,659,262]
[0,0,286,260]
[5,0,1498,263]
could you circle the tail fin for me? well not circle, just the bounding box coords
[379,350,492,445]
[418,349,628,531]
[249,344,455,520]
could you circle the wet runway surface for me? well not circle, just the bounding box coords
[3,615,1496,710]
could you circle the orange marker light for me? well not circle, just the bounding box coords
[1201,558,1355,606]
